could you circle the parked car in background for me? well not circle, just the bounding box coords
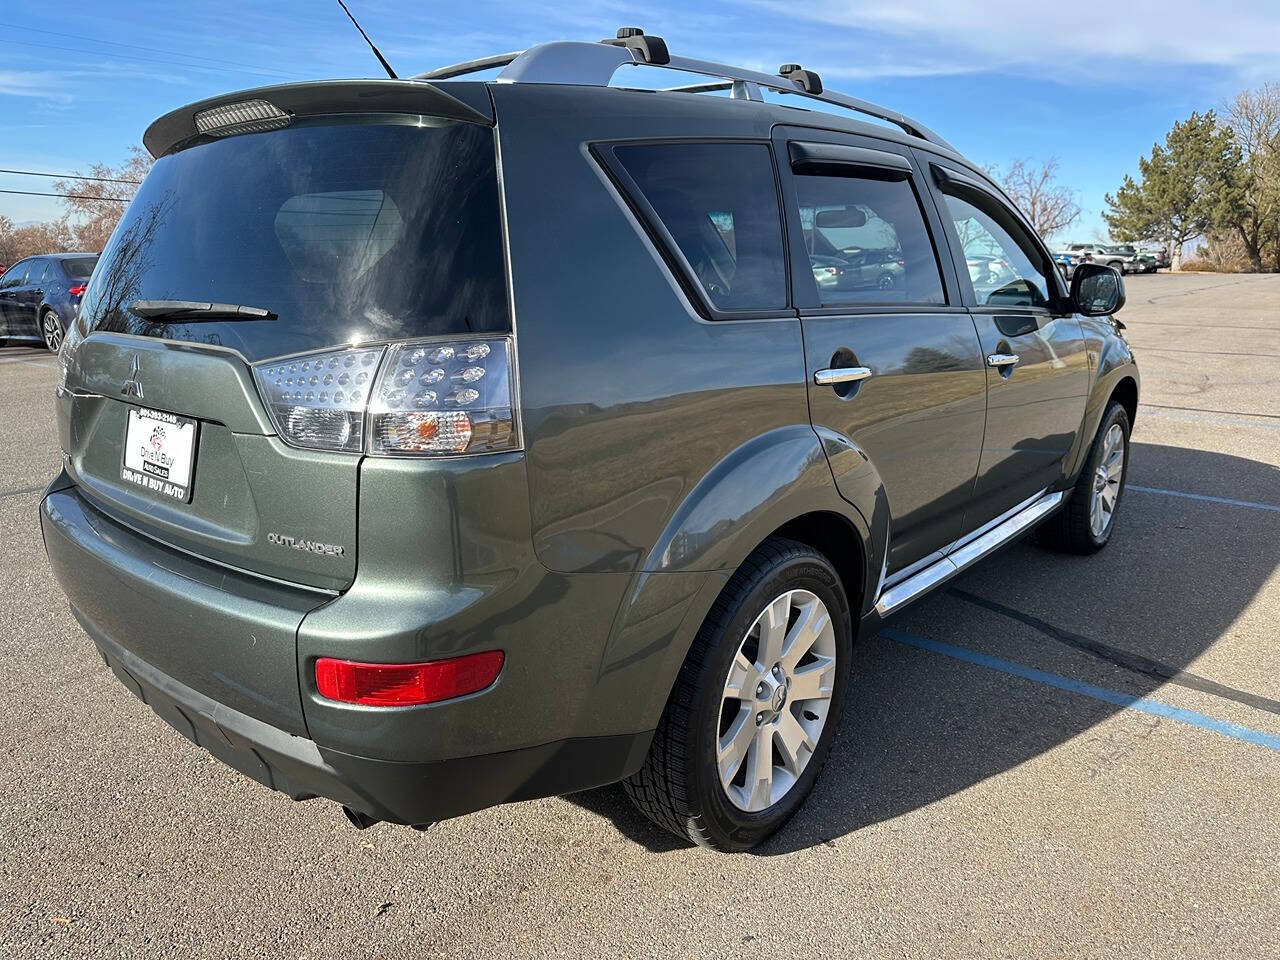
[1053,249,1088,279]
[1136,244,1169,269]
[1061,243,1129,274]
[1131,252,1158,273]
[0,253,98,351]
[41,32,1139,853]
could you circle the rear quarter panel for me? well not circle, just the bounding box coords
[493,85,875,733]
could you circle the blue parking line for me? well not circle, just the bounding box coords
[880,627,1280,753]
[1127,484,1280,514]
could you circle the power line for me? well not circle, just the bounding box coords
[0,22,312,78]
[0,188,128,202]
[9,38,310,81]
[0,168,141,185]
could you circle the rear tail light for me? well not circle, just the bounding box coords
[315,651,504,706]
[252,336,518,457]
[67,283,87,297]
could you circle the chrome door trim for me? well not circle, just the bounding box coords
[880,487,1047,593]
[813,366,873,386]
[986,353,1020,368]
[874,489,1064,617]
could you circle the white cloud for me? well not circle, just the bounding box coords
[750,0,1280,80]
[0,71,72,103]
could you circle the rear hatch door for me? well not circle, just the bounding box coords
[61,82,508,594]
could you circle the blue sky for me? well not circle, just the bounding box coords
[2,0,1277,241]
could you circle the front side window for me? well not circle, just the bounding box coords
[0,261,29,288]
[940,188,1051,307]
[612,142,787,313]
[792,172,944,307]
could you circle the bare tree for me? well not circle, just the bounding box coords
[0,214,77,264]
[1220,83,1280,272]
[52,146,152,252]
[987,158,1081,240]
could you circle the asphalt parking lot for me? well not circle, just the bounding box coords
[2,272,1278,958]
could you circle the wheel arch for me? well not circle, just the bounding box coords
[1109,374,1138,427]
[591,426,877,736]
[1066,333,1139,480]
[771,511,867,620]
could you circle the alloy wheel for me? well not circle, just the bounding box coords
[717,589,837,813]
[43,311,63,352]
[1089,423,1125,537]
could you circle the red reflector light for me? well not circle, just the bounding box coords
[68,283,87,297]
[315,651,504,706]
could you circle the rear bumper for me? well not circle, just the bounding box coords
[86,617,649,824]
[40,477,655,824]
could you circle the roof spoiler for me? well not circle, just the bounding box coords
[143,79,493,158]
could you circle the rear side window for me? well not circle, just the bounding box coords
[62,257,97,279]
[80,117,508,362]
[611,142,787,313]
[792,173,944,307]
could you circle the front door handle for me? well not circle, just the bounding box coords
[986,353,1020,369]
[814,366,873,386]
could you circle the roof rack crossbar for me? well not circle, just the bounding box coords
[418,35,954,151]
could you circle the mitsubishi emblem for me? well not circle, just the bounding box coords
[121,354,144,399]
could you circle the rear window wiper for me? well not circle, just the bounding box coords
[129,300,275,322]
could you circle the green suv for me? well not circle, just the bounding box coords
[42,30,1138,852]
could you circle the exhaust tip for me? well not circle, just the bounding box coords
[342,806,381,830]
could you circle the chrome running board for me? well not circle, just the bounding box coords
[874,490,1065,618]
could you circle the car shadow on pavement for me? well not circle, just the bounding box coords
[567,443,1280,855]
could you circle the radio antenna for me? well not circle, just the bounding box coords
[335,0,399,79]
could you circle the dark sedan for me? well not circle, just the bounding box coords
[0,253,98,352]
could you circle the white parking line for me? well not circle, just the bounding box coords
[1128,484,1280,514]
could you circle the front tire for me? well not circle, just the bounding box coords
[625,538,853,851]
[41,308,64,353]
[1040,401,1131,554]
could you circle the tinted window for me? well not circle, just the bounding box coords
[793,173,944,306]
[38,260,56,284]
[614,142,787,312]
[62,257,97,279]
[80,117,508,362]
[0,261,29,288]
[941,187,1050,307]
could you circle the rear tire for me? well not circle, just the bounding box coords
[1040,401,1131,554]
[41,308,64,353]
[624,538,853,851]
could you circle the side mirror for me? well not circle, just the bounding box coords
[1070,262,1125,316]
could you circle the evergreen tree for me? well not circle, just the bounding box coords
[1104,111,1244,270]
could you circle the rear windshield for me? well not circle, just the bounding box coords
[79,116,508,362]
[63,257,97,279]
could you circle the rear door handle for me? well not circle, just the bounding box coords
[986,353,1020,368]
[814,366,873,386]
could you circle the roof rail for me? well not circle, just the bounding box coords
[419,51,524,80]
[415,29,954,152]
